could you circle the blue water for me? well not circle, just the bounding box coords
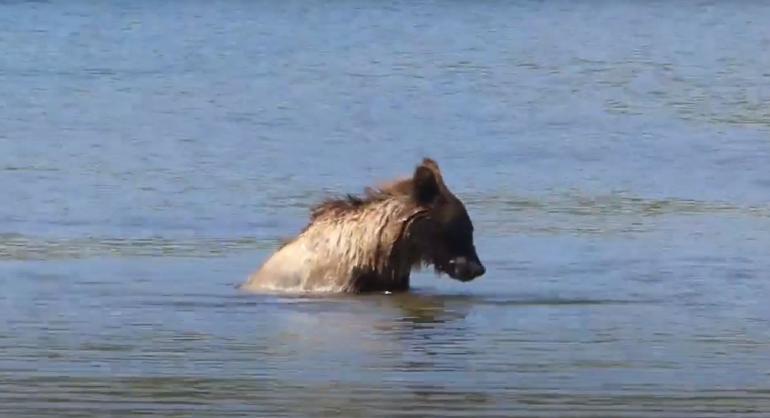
[2,1,770,416]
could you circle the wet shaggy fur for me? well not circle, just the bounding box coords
[239,158,482,294]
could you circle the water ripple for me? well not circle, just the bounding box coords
[0,234,275,260]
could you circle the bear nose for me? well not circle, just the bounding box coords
[470,261,485,278]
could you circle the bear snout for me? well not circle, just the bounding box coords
[449,256,486,281]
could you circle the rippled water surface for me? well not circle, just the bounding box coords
[3,1,770,416]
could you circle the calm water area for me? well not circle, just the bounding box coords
[2,1,770,416]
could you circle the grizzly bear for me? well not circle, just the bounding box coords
[239,158,485,293]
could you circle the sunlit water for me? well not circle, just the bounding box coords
[2,1,770,416]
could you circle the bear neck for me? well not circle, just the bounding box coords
[305,196,427,292]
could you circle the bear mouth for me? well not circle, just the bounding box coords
[450,271,478,282]
[433,265,469,282]
[433,263,457,280]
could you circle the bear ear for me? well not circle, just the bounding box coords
[413,164,441,205]
[420,158,440,172]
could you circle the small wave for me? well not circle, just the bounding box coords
[465,191,766,218]
[0,235,277,261]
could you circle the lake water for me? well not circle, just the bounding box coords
[2,1,770,416]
